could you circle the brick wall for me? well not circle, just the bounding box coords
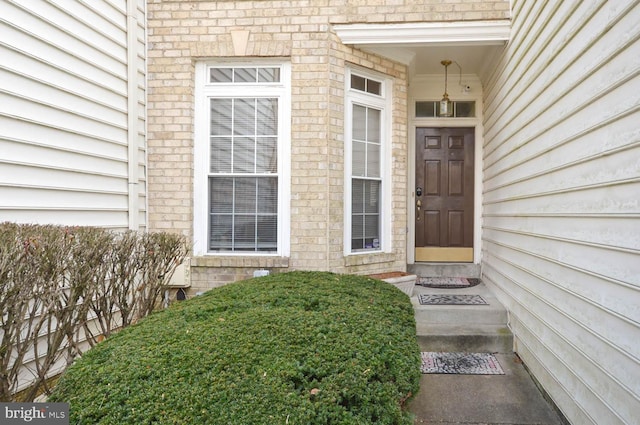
[146,0,510,291]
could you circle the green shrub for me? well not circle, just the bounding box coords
[50,271,421,424]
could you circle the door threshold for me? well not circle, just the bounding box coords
[415,247,473,262]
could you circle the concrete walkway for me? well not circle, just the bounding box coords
[408,281,564,425]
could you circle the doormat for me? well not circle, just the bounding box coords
[417,277,480,288]
[421,352,505,375]
[418,294,488,305]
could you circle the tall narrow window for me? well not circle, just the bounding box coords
[346,70,390,253]
[194,64,290,255]
[351,104,381,251]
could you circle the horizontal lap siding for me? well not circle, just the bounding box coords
[482,1,640,424]
[0,0,146,229]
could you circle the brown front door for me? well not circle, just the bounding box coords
[415,127,474,262]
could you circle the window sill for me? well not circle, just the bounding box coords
[191,256,290,268]
[343,252,397,267]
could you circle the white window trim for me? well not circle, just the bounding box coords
[193,60,291,256]
[344,67,393,256]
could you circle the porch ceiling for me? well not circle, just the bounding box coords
[334,20,510,76]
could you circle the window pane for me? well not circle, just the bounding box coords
[364,180,379,213]
[351,216,363,240]
[367,108,381,143]
[367,143,380,178]
[352,105,366,140]
[258,68,280,82]
[455,101,475,117]
[257,216,277,251]
[366,79,381,95]
[210,137,232,173]
[415,101,436,117]
[234,98,255,135]
[351,74,366,91]
[256,137,277,173]
[234,177,257,214]
[352,141,366,177]
[234,215,257,250]
[234,68,256,83]
[209,177,233,214]
[210,99,232,135]
[256,98,278,135]
[233,137,255,173]
[210,68,232,83]
[365,215,379,238]
[352,180,364,213]
[258,178,278,214]
[351,238,364,251]
[209,214,232,250]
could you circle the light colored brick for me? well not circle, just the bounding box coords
[147,0,507,284]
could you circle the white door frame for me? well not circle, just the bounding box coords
[407,75,484,264]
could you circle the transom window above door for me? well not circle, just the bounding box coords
[415,100,475,118]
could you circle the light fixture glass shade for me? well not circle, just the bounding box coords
[440,94,452,117]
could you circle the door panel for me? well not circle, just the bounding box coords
[415,127,474,262]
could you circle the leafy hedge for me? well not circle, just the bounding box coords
[50,271,421,424]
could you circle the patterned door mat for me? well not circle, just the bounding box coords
[421,352,505,375]
[418,294,488,305]
[417,277,480,288]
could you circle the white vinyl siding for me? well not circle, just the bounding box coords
[0,0,147,395]
[0,0,147,229]
[481,1,640,424]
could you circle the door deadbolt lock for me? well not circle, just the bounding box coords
[416,187,422,197]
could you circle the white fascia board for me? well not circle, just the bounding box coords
[334,20,511,46]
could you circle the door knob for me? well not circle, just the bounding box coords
[416,199,422,220]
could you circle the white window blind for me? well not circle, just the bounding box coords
[209,96,278,252]
[351,104,382,251]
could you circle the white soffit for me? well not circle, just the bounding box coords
[334,20,511,46]
[334,20,510,65]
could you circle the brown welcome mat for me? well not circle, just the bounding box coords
[417,277,480,288]
[418,294,488,305]
[421,352,505,375]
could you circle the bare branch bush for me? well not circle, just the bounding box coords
[0,223,188,401]
[135,232,188,321]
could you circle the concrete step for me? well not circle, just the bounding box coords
[416,323,514,353]
[412,300,508,325]
[411,284,508,325]
[412,281,513,353]
[408,263,480,278]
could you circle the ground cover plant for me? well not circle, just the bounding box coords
[50,271,421,424]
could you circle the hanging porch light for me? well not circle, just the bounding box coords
[440,60,453,117]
